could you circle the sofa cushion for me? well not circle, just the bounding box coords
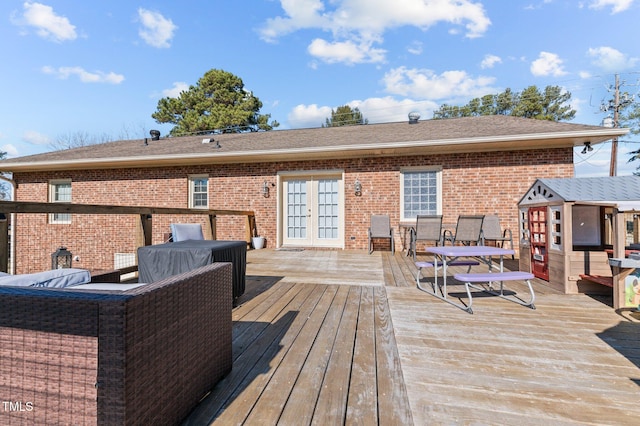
[66,283,146,291]
[0,268,91,288]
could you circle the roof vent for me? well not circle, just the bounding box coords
[202,138,213,144]
[149,130,161,141]
[408,111,420,124]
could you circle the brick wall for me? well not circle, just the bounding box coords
[12,148,573,273]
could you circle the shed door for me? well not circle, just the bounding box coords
[529,206,549,281]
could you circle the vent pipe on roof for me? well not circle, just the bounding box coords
[408,111,420,124]
[150,130,161,141]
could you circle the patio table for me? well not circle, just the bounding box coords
[137,240,246,300]
[420,245,532,313]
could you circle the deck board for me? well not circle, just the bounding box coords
[183,249,640,426]
[311,286,360,425]
[345,286,378,425]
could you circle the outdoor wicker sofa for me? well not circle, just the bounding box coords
[0,262,233,425]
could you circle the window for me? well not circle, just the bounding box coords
[189,175,208,209]
[400,168,441,221]
[549,206,562,251]
[519,208,529,245]
[49,180,71,224]
[572,205,602,247]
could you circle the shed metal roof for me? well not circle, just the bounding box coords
[519,176,640,210]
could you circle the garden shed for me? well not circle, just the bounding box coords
[518,175,640,309]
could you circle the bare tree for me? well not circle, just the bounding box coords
[49,131,112,151]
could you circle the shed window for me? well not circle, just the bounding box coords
[189,176,209,209]
[549,206,562,251]
[519,208,529,245]
[49,180,72,224]
[400,168,441,221]
[572,205,601,247]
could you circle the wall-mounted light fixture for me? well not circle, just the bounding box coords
[51,246,73,269]
[262,181,270,198]
[581,141,593,154]
[354,178,362,196]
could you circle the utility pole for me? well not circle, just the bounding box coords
[611,74,620,176]
[601,74,633,176]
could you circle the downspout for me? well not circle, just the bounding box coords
[0,174,16,274]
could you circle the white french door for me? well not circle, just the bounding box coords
[281,174,343,248]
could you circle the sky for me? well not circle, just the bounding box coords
[0,0,639,176]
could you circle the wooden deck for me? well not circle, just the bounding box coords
[183,249,640,425]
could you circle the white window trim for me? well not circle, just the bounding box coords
[49,179,72,224]
[399,166,443,222]
[276,170,345,249]
[188,175,209,209]
[549,205,562,251]
[519,207,530,246]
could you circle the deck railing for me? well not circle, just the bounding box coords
[0,200,256,274]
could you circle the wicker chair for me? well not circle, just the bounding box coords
[0,262,233,425]
[368,214,394,254]
[443,215,485,246]
[409,215,443,260]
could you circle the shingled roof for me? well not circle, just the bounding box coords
[1,115,628,172]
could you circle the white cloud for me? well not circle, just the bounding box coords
[162,82,189,98]
[288,104,334,128]
[588,0,634,14]
[260,0,490,64]
[15,1,77,42]
[42,66,125,84]
[308,38,386,65]
[407,41,423,55]
[530,51,567,77]
[287,97,440,128]
[480,54,502,69]
[22,130,51,146]
[382,66,497,100]
[349,97,439,123]
[1,144,19,157]
[587,46,638,72]
[138,8,177,48]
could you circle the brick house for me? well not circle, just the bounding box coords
[0,115,627,274]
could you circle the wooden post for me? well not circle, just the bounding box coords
[246,214,256,243]
[0,213,8,273]
[611,209,626,309]
[209,215,217,240]
[138,214,153,247]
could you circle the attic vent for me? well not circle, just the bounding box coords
[149,130,160,141]
[408,111,420,124]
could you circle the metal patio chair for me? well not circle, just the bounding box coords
[409,215,443,260]
[368,214,395,254]
[481,215,514,258]
[443,215,485,246]
[170,223,205,242]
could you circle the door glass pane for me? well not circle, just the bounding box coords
[317,179,338,239]
[287,180,307,238]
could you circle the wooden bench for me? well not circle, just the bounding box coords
[579,274,613,288]
[453,271,536,313]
